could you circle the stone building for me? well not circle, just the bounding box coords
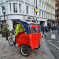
[0,0,56,31]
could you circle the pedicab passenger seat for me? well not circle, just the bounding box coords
[16,32,25,43]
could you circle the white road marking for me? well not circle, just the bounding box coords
[51,34,56,39]
[57,41,59,42]
[49,42,59,50]
[47,40,52,42]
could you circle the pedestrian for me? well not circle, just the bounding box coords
[49,25,51,32]
[1,24,3,28]
[54,25,55,30]
[46,25,49,32]
[45,26,47,33]
[41,24,46,37]
[57,25,59,34]
[39,24,41,32]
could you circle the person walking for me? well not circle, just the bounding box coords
[39,24,41,32]
[57,25,59,34]
[41,24,46,37]
[46,25,49,32]
[49,25,51,32]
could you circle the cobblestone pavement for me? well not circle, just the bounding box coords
[0,33,55,59]
[0,39,49,59]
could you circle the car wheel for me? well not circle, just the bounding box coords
[20,45,30,56]
[8,38,14,46]
[35,44,40,49]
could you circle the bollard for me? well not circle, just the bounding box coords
[6,30,8,40]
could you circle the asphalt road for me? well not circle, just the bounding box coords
[45,30,59,59]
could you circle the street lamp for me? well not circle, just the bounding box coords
[35,0,38,23]
[3,6,6,22]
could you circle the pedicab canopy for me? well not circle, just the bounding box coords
[15,20,39,34]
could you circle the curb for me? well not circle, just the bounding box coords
[41,38,55,59]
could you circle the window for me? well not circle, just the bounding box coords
[42,2,43,8]
[56,7,58,10]
[9,3,11,13]
[39,0,41,7]
[13,3,17,13]
[44,12,45,17]
[26,6,28,14]
[55,17,57,20]
[34,9,35,15]
[34,0,35,3]
[42,11,43,17]
[2,6,3,14]
[2,6,5,14]
[32,28,38,33]
[19,4,21,13]
[55,12,57,15]
[58,0,59,3]
[39,10,41,16]
[32,8,33,15]
[44,4,45,9]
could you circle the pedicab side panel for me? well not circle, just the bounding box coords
[28,33,41,49]
[17,34,30,48]
[16,32,25,44]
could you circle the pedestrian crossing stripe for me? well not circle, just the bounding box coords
[57,41,59,42]
[47,40,52,42]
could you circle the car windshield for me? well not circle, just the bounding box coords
[32,27,38,33]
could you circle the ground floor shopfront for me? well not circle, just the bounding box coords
[47,20,58,27]
[0,14,47,31]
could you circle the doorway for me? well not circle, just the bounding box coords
[40,21,44,25]
[13,20,17,29]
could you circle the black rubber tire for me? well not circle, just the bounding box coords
[20,45,30,57]
[35,44,40,49]
[8,38,14,46]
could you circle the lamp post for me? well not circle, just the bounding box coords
[35,0,38,23]
[3,7,6,22]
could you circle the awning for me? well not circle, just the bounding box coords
[47,20,55,24]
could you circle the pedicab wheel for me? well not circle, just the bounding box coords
[20,45,30,57]
[35,44,40,49]
[8,38,14,46]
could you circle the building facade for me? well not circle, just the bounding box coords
[55,0,59,25]
[46,0,56,27]
[0,0,55,31]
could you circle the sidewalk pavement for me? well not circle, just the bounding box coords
[0,34,55,59]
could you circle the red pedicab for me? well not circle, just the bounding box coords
[8,20,42,56]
